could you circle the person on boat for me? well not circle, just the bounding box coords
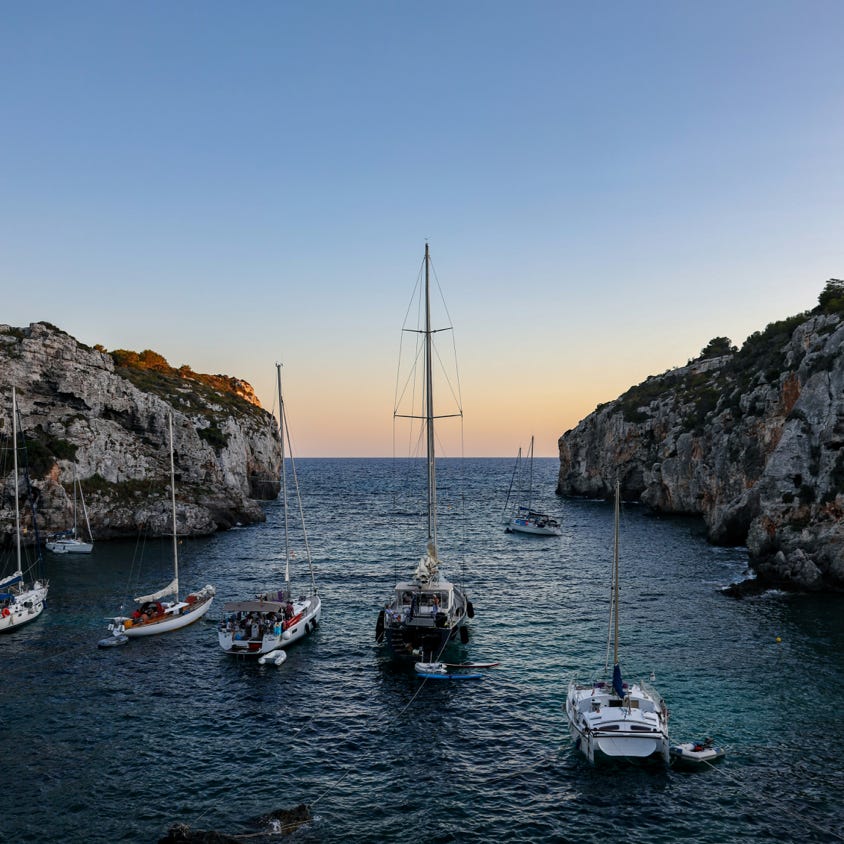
[284,601,294,620]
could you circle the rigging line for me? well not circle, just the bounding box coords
[281,400,316,595]
[431,340,463,412]
[688,755,844,842]
[308,668,437,809]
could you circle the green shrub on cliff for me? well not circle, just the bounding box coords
[817,279,844,315]
[111,347,264,428]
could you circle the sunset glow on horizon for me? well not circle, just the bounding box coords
[2,3,840,457]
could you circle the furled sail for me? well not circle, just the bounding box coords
[134,578,178,603]
[413,541,440,584]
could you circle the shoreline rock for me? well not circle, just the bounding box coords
[1,322,281,542]
[557,288,844,593]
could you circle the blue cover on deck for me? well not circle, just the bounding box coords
[612,663,625,699]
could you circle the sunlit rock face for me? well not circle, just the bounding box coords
[557,308,844,592]
[0,322,281,541]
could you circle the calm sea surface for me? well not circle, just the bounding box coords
[2,458,842,843]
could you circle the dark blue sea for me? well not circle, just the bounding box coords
[2,458,842,843]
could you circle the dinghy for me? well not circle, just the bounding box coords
[670,739,725,767]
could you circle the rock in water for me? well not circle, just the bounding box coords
[157,804,312,842]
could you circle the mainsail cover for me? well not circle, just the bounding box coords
[135,578,178,603]
[612,662,625,699]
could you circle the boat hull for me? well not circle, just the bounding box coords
[507,519,562,536]
[565,680,670,765]
[46,539,93,554]
[670,743,725,767]
[114,593,214,638]
[218,595,321,656]
[0,583,48,633]
[381,616,466,660]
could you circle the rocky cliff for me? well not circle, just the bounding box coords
[557,281,844,592]
[1,322,281,542]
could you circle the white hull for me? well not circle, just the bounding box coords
[0,582,48,633]
[507,518,562,536]
[566,680,670,765]
[46,539,93,554]
[110,592,214,638]
[219,595,321,656]
[670,742,725,765]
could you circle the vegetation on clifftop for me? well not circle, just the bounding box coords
[617,280,842,426]
[109,348,267,450]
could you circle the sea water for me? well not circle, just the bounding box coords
[1,458,842,842]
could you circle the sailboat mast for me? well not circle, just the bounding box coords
[528,435,535,512]
[12,387,21,573]
[72,464,79,536]
[168,414,179,602]
[424,243,437,552]
[613,478,620,665]
[276,364,291,593]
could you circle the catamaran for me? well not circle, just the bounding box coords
[375,244,474,662]
[0,387,49,633]
[565,480,669,764]
[217,364,321,662]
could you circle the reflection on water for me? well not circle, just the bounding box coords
[2,458,842,842]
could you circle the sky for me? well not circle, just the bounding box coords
[2,1,842,457]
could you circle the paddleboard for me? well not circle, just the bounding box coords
[417,672,484,680]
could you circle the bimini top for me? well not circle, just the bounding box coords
[222,600,287,613]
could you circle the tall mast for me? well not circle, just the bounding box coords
[424,243,437,554]
[12,387,21,573]
[72,463,79,536]
[169,413,179,601]
[276,363,291,593]
[528,435,535,512]
[613,478,620,665]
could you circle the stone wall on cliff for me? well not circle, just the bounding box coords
[0,322,281,541]
[557,302,844,592]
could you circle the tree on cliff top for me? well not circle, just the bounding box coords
[699,337,737,360]
[817,279,844,315]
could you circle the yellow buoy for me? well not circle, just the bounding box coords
[775,636,782,643]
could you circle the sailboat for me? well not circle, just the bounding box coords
[46,465,94,554]
[565,479,669,764]
[502,435,562,536]
[1,387,49,633]
[375,244,473,662]
[218,364,321,661]
[102,413,215,642]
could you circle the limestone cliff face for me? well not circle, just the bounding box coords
[557,305,844,592]
[1,322,281,541]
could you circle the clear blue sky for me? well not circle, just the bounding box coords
[2,1,841,456]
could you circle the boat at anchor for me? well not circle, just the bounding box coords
[217,364,321,660]
[101,413,215,643]
[0,387,49,633]
[375,244,473,662]
[502,435,561,536]
[565,479,669,764]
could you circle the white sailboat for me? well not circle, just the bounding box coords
[102,414,214,642]
[0,387,49,633]
[375,244,473,662]
[503,435,562,536]
[218,364,321,660]
[565,479,669,764]
[46,465,94,554]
